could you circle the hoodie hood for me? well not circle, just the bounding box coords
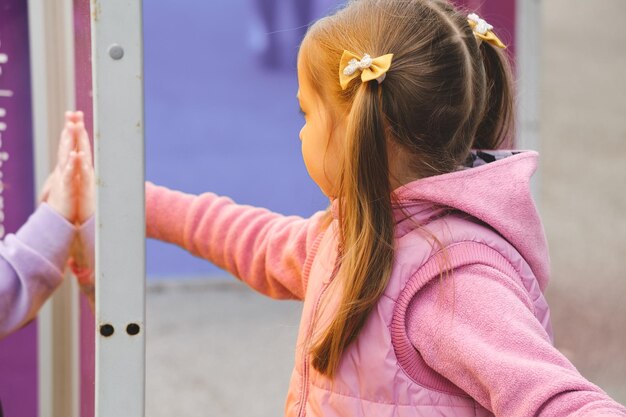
[392,150,550,291]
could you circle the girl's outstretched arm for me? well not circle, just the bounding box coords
[146,182,327,300]
[0,205,75,338]
[0,115,83,338]
[406,264,626,416]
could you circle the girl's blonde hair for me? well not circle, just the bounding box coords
[300,0,515,377]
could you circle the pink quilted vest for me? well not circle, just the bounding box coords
[284,210,553,417]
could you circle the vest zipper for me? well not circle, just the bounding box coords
[297,263,340,417]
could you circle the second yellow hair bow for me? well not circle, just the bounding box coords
[467,13,506,49]
[339,50,394,90]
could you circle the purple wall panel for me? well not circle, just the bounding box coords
[0,0,38,416]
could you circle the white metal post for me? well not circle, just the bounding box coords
[27,1,80,416]
[91,1,146,416]
[516,0,542,199]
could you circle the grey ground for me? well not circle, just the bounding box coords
[145,1,626,415]
[146,280,300,416]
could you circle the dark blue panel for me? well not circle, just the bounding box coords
[145,0,340,277]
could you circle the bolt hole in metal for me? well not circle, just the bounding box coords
[100,324,115,337]
[126,323,140,336]
[108,44,124,60]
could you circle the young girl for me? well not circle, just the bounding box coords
[0,111,94,338]
[146,0,626,415]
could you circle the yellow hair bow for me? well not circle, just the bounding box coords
[339,50,394,90]
[467,13,506,49]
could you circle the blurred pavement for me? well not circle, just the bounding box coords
[541,0,626,405]
[146,279,300,417]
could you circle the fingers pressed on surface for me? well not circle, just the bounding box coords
[74,151,94,184]
[80,159,94,181]
[76,122,93,165]
[58,122,78,166]
[73,151,84,176]
[62,151,78,187]
[67,111,82,123]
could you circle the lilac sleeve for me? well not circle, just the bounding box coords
[406,264,626,416]
[0,203,75,338]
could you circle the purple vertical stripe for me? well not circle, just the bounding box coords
[479,0,517,57]
[0,0,38,416]
[79,296,95,417]
[74,0,95,416]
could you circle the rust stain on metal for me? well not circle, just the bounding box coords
[91,0,101,22]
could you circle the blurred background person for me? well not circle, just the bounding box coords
[249,0,343,69]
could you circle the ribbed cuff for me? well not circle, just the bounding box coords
[16,203,75,272]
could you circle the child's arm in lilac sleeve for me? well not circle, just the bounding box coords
[406,264,626,416]
[145,182,327,300]
[0,203,75,338]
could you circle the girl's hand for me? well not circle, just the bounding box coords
[39,111,96,312]
[66,111,96,312]
[42,111,95,225]
[44,114,82,222]
[68,111,95,224]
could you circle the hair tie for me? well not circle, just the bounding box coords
[339,50,394,90]
[467,13,506,49]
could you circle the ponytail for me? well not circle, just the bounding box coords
[310,80,395,377]
[473,41,515,150]
[301,0,518,378]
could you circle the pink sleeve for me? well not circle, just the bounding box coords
[406,264,626,417]
[145,182,327,300]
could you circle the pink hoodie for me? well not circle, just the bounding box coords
[146,150,626,416]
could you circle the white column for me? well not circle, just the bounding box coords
[90,1,146,416]
[516,0,542,200]
[27,1,80,416]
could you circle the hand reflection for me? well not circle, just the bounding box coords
[40,110,96,310]
[1,111,96,338]
[40,112,92,222]
[65,111,96,311]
